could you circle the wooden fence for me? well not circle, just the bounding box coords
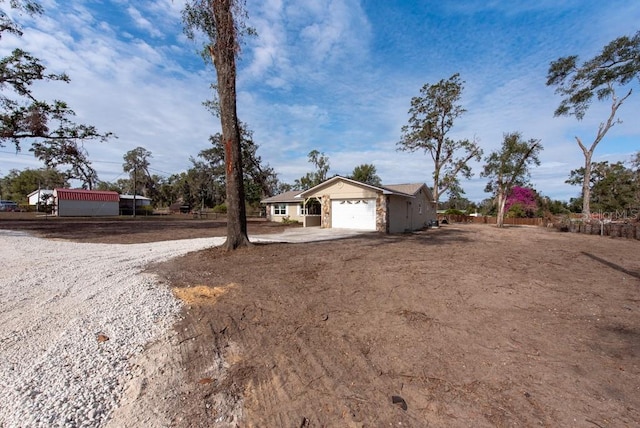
[439,214,543,226]
[472,216,543,226]
[438,213,640,240]
[565,221,640,240]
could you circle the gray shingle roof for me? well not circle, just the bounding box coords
[382,183,425,196]
[263,180,433,203]
[260,190,301,204]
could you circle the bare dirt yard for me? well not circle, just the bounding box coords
[2,214,639,427]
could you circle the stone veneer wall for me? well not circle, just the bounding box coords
[321,195,331,228]
[376,194,388,233]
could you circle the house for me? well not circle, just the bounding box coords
[261,190,321,225]
[263,176,437,233]
[27,189,54,206]
[53,188,120,217]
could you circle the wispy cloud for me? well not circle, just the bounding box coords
[126,6,164,39]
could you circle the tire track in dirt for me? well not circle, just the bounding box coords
[233,315,418,426]
[146,227,640,427]
[195,270,423,426]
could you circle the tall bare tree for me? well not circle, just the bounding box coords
[547,31,640,216]
[183,0,252,249]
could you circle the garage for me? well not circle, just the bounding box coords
[331,199,376,230]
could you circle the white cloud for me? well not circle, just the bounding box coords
[127,6,164,39]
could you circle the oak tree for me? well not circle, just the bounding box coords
[481,132,542,228]
[205,123,279,202]
[566,160,638,213]
[349,163,382,187]
[0,0,113,188]
[0,167,67,202]
[122,147,153,196]
[398,74,482,210]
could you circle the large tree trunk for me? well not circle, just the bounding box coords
[211,0,250,250]
[496,188,507,228]
[578,137,593,218]
[432,177,440,213]
[432,147,441,213]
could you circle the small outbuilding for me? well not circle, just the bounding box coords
[53,188,120,217]
[27,189,54,206]
[119,194,152,214]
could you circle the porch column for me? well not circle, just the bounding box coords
[321,195,331,228]
[376,194,388,233]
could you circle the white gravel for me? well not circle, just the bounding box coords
[0,230,225,427]
[0,226,363,427]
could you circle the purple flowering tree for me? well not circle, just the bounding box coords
[504,186,538,217]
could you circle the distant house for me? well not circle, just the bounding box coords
[27,189,54,206]
[53,189,120,217]
[263,176,437,233]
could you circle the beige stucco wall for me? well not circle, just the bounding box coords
[418,188,438,227]
[266,202,305,223]
[304,181,378,200]
[387,195,408,233]
[387,187,436,233]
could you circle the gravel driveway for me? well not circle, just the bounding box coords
[0,227,365,427]
[0,231,225,427]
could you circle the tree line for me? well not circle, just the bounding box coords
[1,1,638,240]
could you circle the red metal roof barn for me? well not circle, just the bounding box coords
[53,189,120,217]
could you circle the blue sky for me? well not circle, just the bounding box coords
[1,0,639,202]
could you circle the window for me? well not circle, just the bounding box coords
[273,204,287,215]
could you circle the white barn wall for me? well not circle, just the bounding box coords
[27,190,54,206]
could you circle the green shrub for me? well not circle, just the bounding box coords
[213,203,227,214]
[444,208,465,215]
[136,205,154,216]
[281,216,299,225]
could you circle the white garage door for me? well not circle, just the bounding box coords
[331,199,376,230]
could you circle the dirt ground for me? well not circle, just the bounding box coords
[2,214,639,427]
[0,213,290,243]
